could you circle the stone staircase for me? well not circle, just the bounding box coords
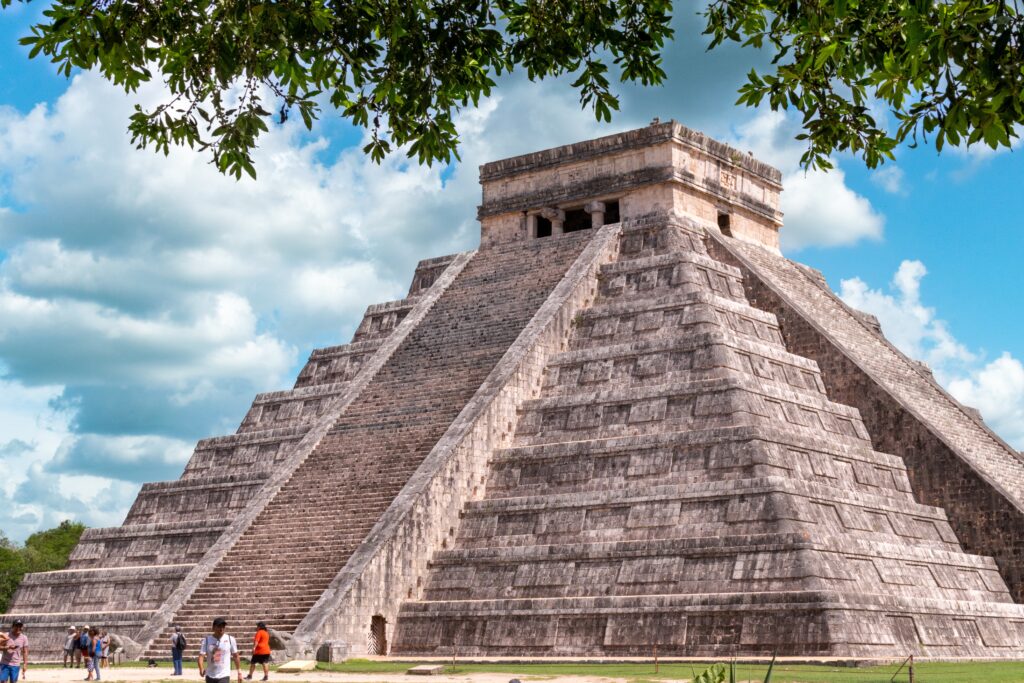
[392,215,1024,658]
[1,254,458,661]
[136,233,593,658]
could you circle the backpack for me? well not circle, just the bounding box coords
[175,633,188,651]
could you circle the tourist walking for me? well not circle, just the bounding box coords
[170,626,186,676]
[72,627,84,669]
[244,623,270,681]
[198,618,242,683]
[106,634,124,668]
[77,627,91,672]
[63,627,77,668]
[84,627,102,681]
[0,619,29,683]
[99,632,109,669]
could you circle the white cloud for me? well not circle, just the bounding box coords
[870,165,907,195]
[292,263,404,317]
[0,377,108,541]
[0,376,71,458]
[941,131,1023,181]
[0,284,296,388]
[729,110,885,251]
[840,260,1024,449]
[47,433,193,482]
[840,260,974,370]
[947,354,1024,448]
[0,461,142,542]
[0,439,32,458]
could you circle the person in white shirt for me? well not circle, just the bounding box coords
[63,628,77,669]
[198,619,241,683]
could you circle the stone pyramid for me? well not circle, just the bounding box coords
[7,121,1024,660]
[394,213,1024,656]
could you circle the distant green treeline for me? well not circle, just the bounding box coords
[0,520,86,613]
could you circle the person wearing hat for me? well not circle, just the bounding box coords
[63,627,77,669]
[198,618,241,683]
[170,626,186,676]
[77,626,91,667]
[0,619,28,683]
[244,623,270,682]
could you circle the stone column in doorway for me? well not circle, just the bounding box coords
[584,201,606,229]
[540,207,565,235]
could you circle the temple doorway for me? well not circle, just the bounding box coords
[368,614,388,655]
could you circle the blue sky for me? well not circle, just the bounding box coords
[0,3,1021,542]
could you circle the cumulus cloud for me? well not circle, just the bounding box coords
[291,263,405,318]
[870,165,907,195]
[0,285,294,387]
[0,438,31,458]
[840,260,974,370]
[944,132,1023,181]
[947,355,1024,447]
[47,433,193,483]
[0,377,70,456]
[0,378,95,541]
[840,260,1024,448]
[728,110,885,251]
[1,462,141,541]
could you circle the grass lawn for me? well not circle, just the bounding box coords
[109,661,201,668]
[318,658,1024,682]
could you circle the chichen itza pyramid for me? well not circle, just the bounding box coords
[8,121,1024,660]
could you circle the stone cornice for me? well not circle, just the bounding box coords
[478,166,783,225]
[479,121,783,186]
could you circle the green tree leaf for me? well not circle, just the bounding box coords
[0,0,673,177]
[4,0,1020,175]
[704,0,1024,168]
[0,521,85,613]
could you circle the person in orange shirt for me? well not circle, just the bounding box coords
[243,623,270,682]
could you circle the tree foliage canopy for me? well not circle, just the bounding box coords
[3,0,672,178]
[706,0,1024,170]
[0,521,86,613]
[3,0,1021,176]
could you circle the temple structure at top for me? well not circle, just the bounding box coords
[7,121,1024,661]
[477,121,782,250]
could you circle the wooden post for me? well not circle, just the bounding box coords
[908,655,914,683]
[653,644,658,674]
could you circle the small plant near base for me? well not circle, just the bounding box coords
[694,653,775,683]
[693,662,727,683]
